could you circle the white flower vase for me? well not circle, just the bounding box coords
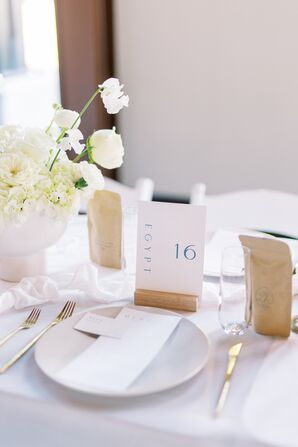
[0,214,67,282]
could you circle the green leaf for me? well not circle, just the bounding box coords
[75,177,88,189]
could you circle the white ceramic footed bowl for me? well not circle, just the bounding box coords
[0,214,67,282]
[0,213,67,257]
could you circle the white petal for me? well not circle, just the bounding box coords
[67,128,83,141]
[58,137,71,152]
[72,142,85,154]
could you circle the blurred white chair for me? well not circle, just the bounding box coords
[105,177,154,208]
[134,178,154,202]
[190,182,206,206]
[190,185,298,238]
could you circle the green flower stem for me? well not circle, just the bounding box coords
[49,87,102,171]
[45,118,54,135]
[73,148,88,162]
[49,147,61,171]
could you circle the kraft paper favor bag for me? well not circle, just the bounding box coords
[88,190,122,269]
[239,235,292,337]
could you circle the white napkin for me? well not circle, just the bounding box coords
[58,307,181,392]
[0,263,135,313]
[242,334,298,447]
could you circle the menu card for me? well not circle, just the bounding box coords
[58,308,181,392]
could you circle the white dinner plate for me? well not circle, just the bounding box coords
[35,304,210,397]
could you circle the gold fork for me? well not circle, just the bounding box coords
[0,300,76,373]
[0,308,41,348]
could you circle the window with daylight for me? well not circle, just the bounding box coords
[0,0,60,127]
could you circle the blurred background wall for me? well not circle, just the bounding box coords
[113,0,298,198]
[1,0,298,200]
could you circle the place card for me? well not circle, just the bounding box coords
[58,308,181,392]
[74,312,125,339]
[134,201,206,311]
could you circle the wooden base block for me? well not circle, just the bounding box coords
[134,288,198,312]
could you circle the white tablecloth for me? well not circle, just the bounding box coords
[0,215,295,447]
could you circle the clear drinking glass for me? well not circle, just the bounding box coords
[122,206,138,276]
[219,245,250,336]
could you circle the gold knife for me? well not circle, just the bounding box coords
[214,342,243,417]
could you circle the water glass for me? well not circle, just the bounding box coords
[219,245,250,336]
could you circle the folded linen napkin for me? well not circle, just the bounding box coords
[0,262,219,314]
[0,263,135,314]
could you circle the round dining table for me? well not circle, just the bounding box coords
[0,195,296,447]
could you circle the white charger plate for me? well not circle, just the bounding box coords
[35,304,210,397]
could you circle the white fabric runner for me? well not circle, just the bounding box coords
[0,261,218,313]
[0,263,135,313]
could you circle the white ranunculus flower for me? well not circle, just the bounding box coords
[0,126,54,162]
[59,129,85,154]
[54,109,81,129]
[90,128,124,169]
[98,78,129,114]
[11,128,54,162]
[0,125,23,152]
[77,161,104,194]
[0,153,42,188]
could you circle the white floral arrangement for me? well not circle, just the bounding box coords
[0,78,129,228]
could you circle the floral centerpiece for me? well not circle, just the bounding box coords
[0,78,129,281]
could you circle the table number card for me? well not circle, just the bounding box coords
[134,201,206,311]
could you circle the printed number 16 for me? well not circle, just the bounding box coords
[175,244,197,261]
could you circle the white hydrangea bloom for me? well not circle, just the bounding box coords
[36,160,81,220]
[0,185,40,227]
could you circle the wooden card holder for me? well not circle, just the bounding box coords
[134,288,198,312]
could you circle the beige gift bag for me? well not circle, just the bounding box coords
[88,190,122,269]
[239,235,292,337]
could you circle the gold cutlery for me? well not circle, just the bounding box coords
[214,342,243,417]
[0,308,41,348]
[0,300,76,373]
